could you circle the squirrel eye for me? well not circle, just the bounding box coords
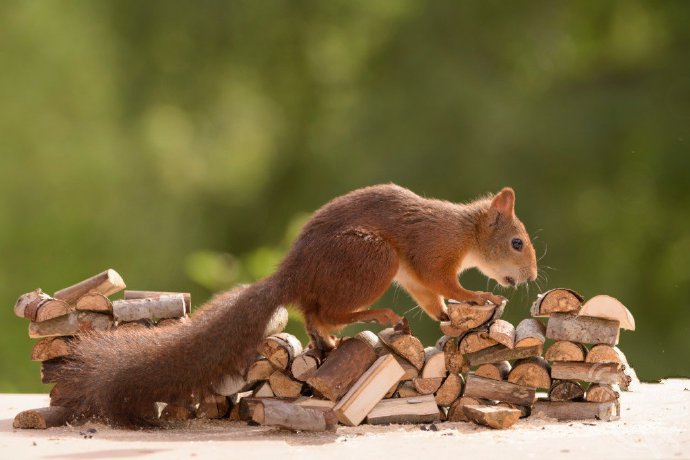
[511,238,523,251]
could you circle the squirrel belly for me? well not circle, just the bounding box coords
[51,183,537,427]
[53,276,293,427]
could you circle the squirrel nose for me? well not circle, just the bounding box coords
[529,271,538,282]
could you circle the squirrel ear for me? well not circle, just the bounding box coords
[490,187,515,215]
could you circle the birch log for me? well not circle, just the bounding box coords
[112,295,186,322]
[54,269,126,304]
[124,290,191,314]
[546,314,620,346]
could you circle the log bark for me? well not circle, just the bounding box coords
[458,329,497,354]
[446,301,496,335]
[13,406,72,429]
[586,344,623,364]
[378,328,425,370]
[465,344,542,367]
[307,338,377,401]
[15,289,71,322]
[532,399,619,421]
[246,358,275,383]
[551,362,631,389]
[196,394,229,419]
[258,333,303,370]
[366,395,441,425]
[549,380,585,401]
[412,377,443,395]
[252,398,337,432]
[463,405,521,429]
[421,347,446,379]
[269,370,303,398]
[355,330,390,357]
[333,354,406,426]
[124,290,191,314]
[507,357,551,389]
[545,341,588,362]
[586,383,620,403]
[31,337,72,361]
[112,295,186,322]
[435,373,463,407]
[290,352,320,382]
[546,313,620,346]
[29,311,113,338]
[437,336,468,374]
[579,295,635,330]
[75,292,112,313]
[475,361,511,381]
[489,319,515,349]
[531,288,583,317]
[447,397,492,422]
[464,374,536,406]
[514,318,546,348]
[54,269,126,304]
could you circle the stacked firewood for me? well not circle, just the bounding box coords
[12,269,193,429]
[12,274,637,432]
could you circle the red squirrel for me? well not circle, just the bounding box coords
[52,184,537,426]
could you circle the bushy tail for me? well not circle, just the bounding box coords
[52,275,291,426]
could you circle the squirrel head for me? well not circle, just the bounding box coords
[473,187,538,288]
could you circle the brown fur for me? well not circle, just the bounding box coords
[52,183,537,426]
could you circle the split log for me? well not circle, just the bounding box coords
[458,329,497,354]
[435,373,463,407]
[252,398,337,432]
[412,377,443,395]
[124,290,191,314]
[29,311,113,338]
[378,328,425,370]
[75,292,112,313]
[439,322,466,337]
[586,344,623,364]
[446,300,496,335]
[290,352,320,382]
[507,357,551,389]
[294,397,336,409]
[31,337,72,361]
[545,341,588,362]
[579,295,635,330]
[307,338,377,401]
[421,347,446,379]
[333,354,406,426]
[258,333,303,370]
[269,370,303,398]
[397,381,420,398]
[546,313,619,346]
[14,289,71,322]
[196,394,229,419]
[41,358,65,383]
[393,355,419,380]
[514,318,546,348]
[531,288,583,317]
[532,400,619,421]
[489,319,515,349]
[496,402,531,418]
[463,405,521,429]
[549,380,585,401]
[436,336,468,374]
[551,362,631,389]
[475,361,511,381]
[355,330,390,357]
[447,396,492,422]
[13,406,72,429]
[586,383,620,403]
[464,374,536,407]
[253,382,275,398]
[367,395,441,425]
[465,344,542,367]
[112,295,186,322]
[54,269,126,304]
[246,358,276,383]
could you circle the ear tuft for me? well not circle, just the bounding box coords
[490,187,515,215]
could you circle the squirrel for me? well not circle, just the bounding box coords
[52,183,538,426]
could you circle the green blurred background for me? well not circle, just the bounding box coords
[1,1,688,392]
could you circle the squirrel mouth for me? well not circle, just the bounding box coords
[504,276,516,287]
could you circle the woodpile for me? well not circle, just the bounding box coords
[12,278,637,432]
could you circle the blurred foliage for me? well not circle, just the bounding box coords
[0,0,688,392]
